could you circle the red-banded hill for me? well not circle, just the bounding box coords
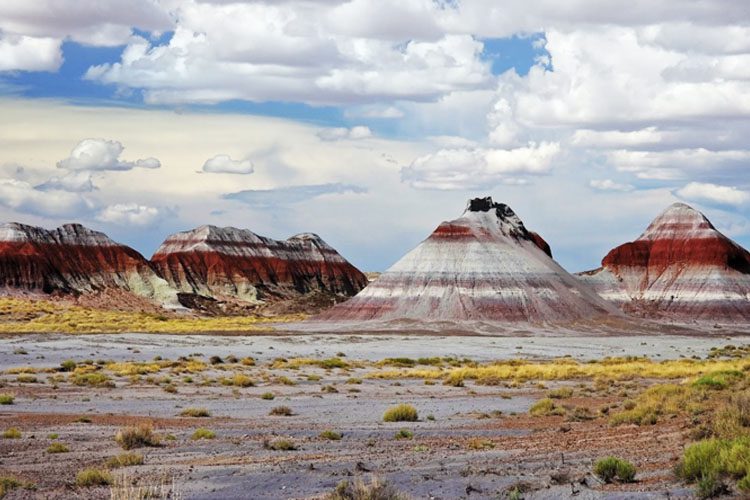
[0,222,175,304]
[317,197,618,323]
[577,203,750,321]
[150,225,368,304]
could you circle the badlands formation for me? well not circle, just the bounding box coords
[579,202,750,321]
[151,225,368,302]
[0,222,175,304]
[319,197,619,323]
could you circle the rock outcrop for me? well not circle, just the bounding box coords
[578,203,750,321]
[318,197,618,323]
[0,222,175,303]
[151,225,368,302]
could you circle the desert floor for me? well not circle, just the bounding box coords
[1,332,749,499]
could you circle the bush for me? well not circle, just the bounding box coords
[593,457,636,483]
[114,424,160,450]
[547,387,574,399]
[383,404,418,422]
[231,373,254,387]
[3,428,21,439]
[60,360,76,372]
[47,442,69,453]
[264,438,297,450]
[71,373,114,388]
[180,407,210,418]
[260,392,275,400]
[327,476,408,500]
[240,357,255,366]
[269,406,293,416]
[105,452,144,468]
[467,437,495,450]
[0,476,34,497]
[394,429,413,440]
[529,398,565,416]
[75,468,112,487]
[320,430,343,440]
[0,394,13,405]
[191,428,216,440]
[677,436,750,497]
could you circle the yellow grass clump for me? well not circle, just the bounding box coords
[0,297,304,334]
[366,356,750,385]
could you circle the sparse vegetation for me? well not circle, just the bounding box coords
[383,404,418,422]
[114,424,160,450]
[320,430,343,440]
[191,428,216,440]
[269,405,293,416]
[105,452,144,469]
[0,394,13,405]
[394,428,413,440]
[264,438,297,450]
[47,442,69,453]
[75,468,112,487]
[676,438,750,497]
[260,392,275,400]
[529,398,565,416]
[467,437,495,450]
[327,476,409,500]
[593,457,637,483]
[0,476,34,498]
[547,387,574,399]
[2,428,21,439]
[180,407,210,418]
[0,297,303,334]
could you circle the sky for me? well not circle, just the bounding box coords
[1,1,750,273]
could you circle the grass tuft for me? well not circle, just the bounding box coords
[191,428,216,440]
[179,407,210,418]
[47,442,69,453]
[593,457,636,483]
[114,424,160,450]
[76,468,112,487]
[383,404,418,422]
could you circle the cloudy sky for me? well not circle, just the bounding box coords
[1,0,749,272]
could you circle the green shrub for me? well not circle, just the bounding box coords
[16,374,37,383]
[320,430,343,440]
[394,429,413,440]
[47,442,69,453]
[264,438,297,450]
[191,428,215,440]
[547,387,574,399]
[180,407,210,418]
[71,373,114,388]
[529,398,565,416]
[47,433,59,439]
[60,360,76,372]
[2,428,21,439]
[260,392,275,400]
[0,394,13,405]
[105,452,144,468]
[383,404,418,422]
[75,468,112,487]
[114,424,160,450]
[593,456,636,483]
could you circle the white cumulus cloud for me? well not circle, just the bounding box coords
[317,126,373,141]
[676,182,750,206]
[589,179,635,192]
[202,154,254,174]
[402,142,560,190]
[57,139,162,172]
[96,203,162,226]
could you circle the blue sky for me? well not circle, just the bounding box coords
[0,1,749,273]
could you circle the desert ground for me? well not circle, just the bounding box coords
[1,331,750,499]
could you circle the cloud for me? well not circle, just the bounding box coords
[0,178,94,218]
[223,183,367,209]
[676,182,750,207]
[96,203,163,226]
[348,105,405,119]
[0,34,62,72]
[56,138,161,172]
[201,154,254,174]
[36,171,95,193]
[317,126,373,141]
[83,1,493,106]
[589,179,634,192]
[402,142,560,190]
